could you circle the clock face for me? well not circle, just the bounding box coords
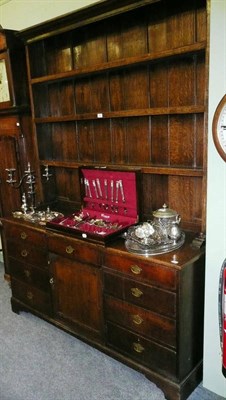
[0,58,10,103]
[212,94,226,162]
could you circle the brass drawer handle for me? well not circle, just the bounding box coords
[130,265,142,275]
[21,249,28,257]
[26,291,33,301]
[24,269,31,278]
[132,314,144,325]
[66,245,74,254]
[131,287,143,298]
[133,342,145,353]
[20,231,27,240]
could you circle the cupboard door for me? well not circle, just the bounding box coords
[50,254,103,341]
[0,136,21,216]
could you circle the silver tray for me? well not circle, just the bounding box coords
[124,231,185,256]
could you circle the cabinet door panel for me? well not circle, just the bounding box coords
[51,255,103,339]
[0,136,21,216]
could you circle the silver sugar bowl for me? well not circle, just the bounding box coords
[152,204,181,241]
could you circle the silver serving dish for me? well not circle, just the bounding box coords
[124,229,185,256]
[12,208,64,225]
[123,204,185,256]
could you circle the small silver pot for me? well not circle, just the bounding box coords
[152,204,181,240]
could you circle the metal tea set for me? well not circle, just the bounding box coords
[123,203,185,255]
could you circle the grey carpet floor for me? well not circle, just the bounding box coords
[0,262,224,400]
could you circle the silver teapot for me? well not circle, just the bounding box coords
[152,204,181,242]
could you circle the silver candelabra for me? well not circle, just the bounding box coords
[6,162,36,214]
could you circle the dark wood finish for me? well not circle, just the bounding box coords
[48,231,101,264]
[9,259,50,291]
[49,253,103,341]
[0,29,40,276]
[4,221,47,247]
[7,240,48,267]
[0,30,39,220]
[2,217,205,400]
[104,295,176,347]
[1,1,208,399]
[0,135,21,216]
[48,230,103,341]
[2,219,52,316]
[106,321,177,377]
[0,112,35,220]
[103,252,177,290]
[18,0,208,234]
[0,28,29,110]
[11,277,52,315]
[104,271,176,316]
[103,237,205,389]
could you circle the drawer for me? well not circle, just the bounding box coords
[48,233,101,266]
[106,322,177,378]
[7,241,48,269]
[11,277,52,316]
[103,252,176,291]
[9,258,50,292]
[5,223,47,248]
[104,271,176,317]
[104,295,176,348]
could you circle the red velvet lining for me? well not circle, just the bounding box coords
[80,168,138,219]
[47,168,139,240]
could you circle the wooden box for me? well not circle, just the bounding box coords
[46,167,140,244]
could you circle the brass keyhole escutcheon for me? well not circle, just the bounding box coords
[66,245,74,254]
[133,342,145,353]
[132,314,144,325]
[20,232,27,240]
[24,269,31,278]
[21,249,28,257]
[26,291,33,301]
[131,287,143,298]
[130,265,142,275]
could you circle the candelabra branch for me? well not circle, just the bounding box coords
[5,162,36,213]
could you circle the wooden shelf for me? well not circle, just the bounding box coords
[34,105,205,123]
[39,160,204,177]
[23,0,207,235]
[13,2,209,399]
[30,42,206,85]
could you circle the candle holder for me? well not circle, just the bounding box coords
[6,162,36,214]
[42,165,52,181]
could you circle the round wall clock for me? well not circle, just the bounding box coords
[212,94,226,162]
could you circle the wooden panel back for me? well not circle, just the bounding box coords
[27,0,207,232]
